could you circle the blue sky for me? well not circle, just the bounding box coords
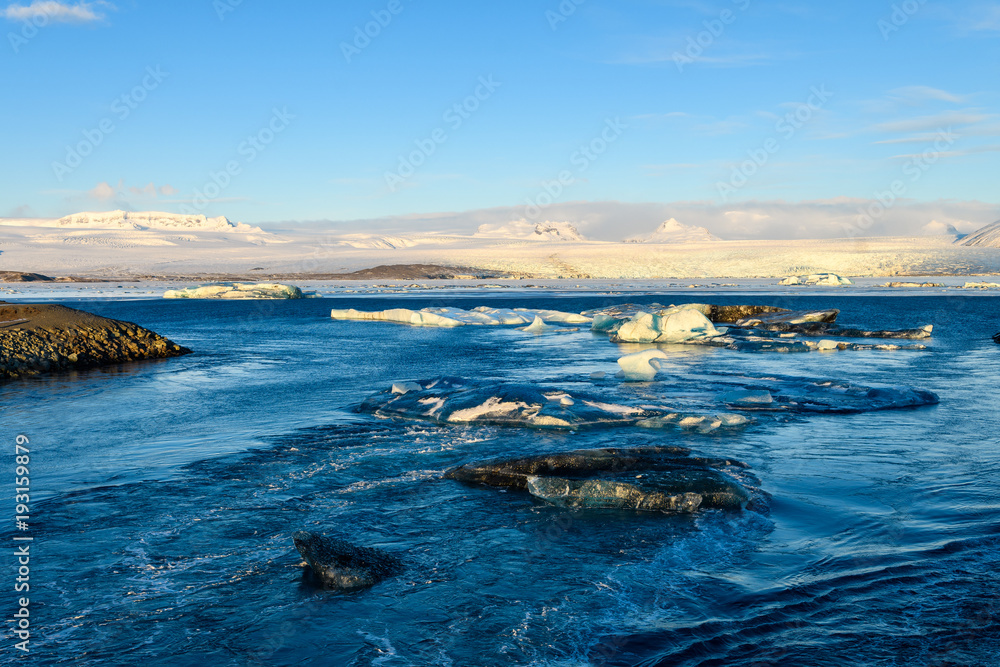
[1,0,998,238]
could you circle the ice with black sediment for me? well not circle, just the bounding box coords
[359,372,938,431]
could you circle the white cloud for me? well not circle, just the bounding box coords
[128,182,157,198]
[968,4,1000,31]
[88,181,117,200]
[2,1,112,23]
[88,179,177,202]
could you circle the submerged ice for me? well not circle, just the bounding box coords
[358,373,938,432]
[444,446,757,512]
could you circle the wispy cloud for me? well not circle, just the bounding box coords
[613,50,772,67]
[891,144,1000,159]
[888,85,969,104]
[967,4,1000,31]
[88,180,177,201]
[875,111,992,134]
[2,1,112,23]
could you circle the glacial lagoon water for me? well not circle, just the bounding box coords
[3,292,1000,666]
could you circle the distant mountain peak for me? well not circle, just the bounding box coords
[475,219,585,241]
[54,210,262,233]
[625,218,721,243]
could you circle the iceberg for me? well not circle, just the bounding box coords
[609,305,722,344]
[164,282,309,299]
[331,306,591,327]
[779,273,853,286]
[617,349,669,381]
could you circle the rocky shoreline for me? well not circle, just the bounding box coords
[0,302,191,381]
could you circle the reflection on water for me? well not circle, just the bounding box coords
[2,294,1000,665]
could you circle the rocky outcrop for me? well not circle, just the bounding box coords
[292,531,401,591]
[0,303,190,380]
[0,272,55,282]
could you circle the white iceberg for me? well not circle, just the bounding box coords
[611,305,722,343]
[617,349,669,381]
[779,273,853,286]
[164,282,308,299]
[331,306,591,327]
[330,308,466,327]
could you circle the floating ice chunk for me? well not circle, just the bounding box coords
[359,377,661,429]
[590,371,606,380]
[164,282,308,299]
[615,312,659,342]
[611,305,721,343]
[331,306,590,327]
[591,314,621,333]
[718,414,751,427]
[637,411,751,433]
[816,339,840,351]
[512,308,592,324]
[330,308,465,327]
[520,316,550,333]
[471,307,534,325]
[655,306,721,342]
[718,390,774,407]
[618,349,669,381]
[779,273,853,286]
[391,382,423,395]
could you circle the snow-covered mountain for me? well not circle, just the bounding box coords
[920,220,960,237]
[624,218,721,243]
[958,219,1000,247]
[53,210,263,233]
[475,220,585,241]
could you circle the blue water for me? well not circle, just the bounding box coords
[3,293,1000,666]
